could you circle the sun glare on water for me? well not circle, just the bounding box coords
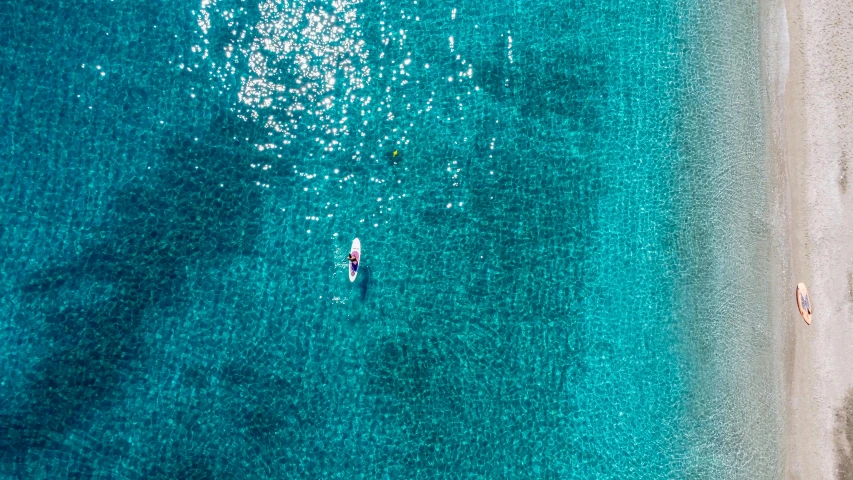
[195,0,371,149]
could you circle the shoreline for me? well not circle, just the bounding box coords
[767,0,853,477]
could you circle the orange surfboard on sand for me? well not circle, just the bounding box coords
[796,282,812,325]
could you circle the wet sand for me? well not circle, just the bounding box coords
[768,0,853,477]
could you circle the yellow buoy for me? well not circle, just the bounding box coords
[393,150,398,156]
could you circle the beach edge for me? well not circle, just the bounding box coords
[767,0,853,477]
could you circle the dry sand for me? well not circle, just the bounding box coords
[769,0,853,477]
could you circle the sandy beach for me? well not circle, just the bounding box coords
[768,0,853,477]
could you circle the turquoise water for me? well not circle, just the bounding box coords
[0,0,779,477]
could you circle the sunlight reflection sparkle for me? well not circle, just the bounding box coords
[196,0,371,148]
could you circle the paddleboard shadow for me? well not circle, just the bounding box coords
[360,265,371,301]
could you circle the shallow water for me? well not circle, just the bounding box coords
[0,0,779,477]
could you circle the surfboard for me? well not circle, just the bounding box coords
[349,238,361,282]
[796,282,812,325]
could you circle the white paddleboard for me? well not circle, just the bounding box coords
[349,238,361,282]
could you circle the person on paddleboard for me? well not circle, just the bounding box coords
[347,253,359,270]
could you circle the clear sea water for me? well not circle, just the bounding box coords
[0,0,781,478]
